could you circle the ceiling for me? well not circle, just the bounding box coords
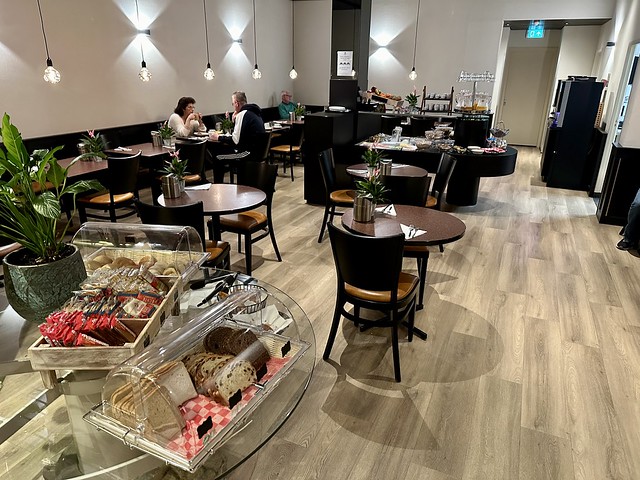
[504,18,610,30]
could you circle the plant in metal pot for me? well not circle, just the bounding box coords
[158,122,175,140]
[220,111,234,134]
[78,129,107,160]
[362,147,385,169]
[353,170,388,222]
[0,113,103,321]
[161,150,189,192]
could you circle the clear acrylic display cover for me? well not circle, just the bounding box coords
[71,221,209,284]
[84,288,311,473]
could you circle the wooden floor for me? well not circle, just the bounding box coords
[2,147,640,479]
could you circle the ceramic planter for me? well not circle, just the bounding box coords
[2,244,87,322]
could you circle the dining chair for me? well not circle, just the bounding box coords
[218,132,272,184]
[317,148,356,243]
[380,115,403,135]
[269,124,304,181]
[381,174,432,310]
[175,139,207,185]
[77,151,142,223]
[325,223,419,382]
[427,153,457,252]
[135,200,230,269]
[216,161,281,275]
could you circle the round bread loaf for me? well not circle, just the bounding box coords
[236,339,270,372]
[223,329,259,356]
[211,359,257,406]
[203,326,237,354]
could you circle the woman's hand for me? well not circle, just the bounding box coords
[208,131,219,141]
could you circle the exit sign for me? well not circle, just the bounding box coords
[527,20,545,38]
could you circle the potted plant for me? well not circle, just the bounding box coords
[220,112,234,134]
[405,91,420,112]
[0,113,102,321]
[293,103,306,121]
[353,170,388,222]
[158,122,176,147]
[362,147,386,177]
[161,150,188,193]
[77,129,107,161]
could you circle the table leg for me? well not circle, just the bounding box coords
[446,172,481,206]
[209,215,222,241]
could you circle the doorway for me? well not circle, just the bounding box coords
[497,47,558,146]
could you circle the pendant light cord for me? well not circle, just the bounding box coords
[36,0,51,60]
[135,0,145,62]
[252,0,258,65]
[352,9,356,64]
[291,0,295,64]
[203,0,210,63]
[412,0,421,67]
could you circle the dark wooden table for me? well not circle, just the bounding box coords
[346,163,428,178]
[158,184,266,240]
[59,156,109,180]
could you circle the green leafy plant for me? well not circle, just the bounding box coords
[362,147,386,168]
[356,172,388,204]
[161,150,189,179]
[158,122,175,139]
[220,112,234,133]
[294,103,306,117]
[405,92,420,108]
[0,113,102,263]
[79,129,106,158]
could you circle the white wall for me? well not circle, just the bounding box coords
[555,26,602,82]
[0,0,293,138]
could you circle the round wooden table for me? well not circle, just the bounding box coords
[346,163,428,178]
[342,204,465,247]
[159,184,266,240]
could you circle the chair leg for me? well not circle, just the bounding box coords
[289,150,294,181]
[109,205,117,223]
[407,302,416,342]
[237,233,242,253]
[318,205,332,243]
[268,220,282,261]
[244,233,253,275]
[439,244,445,253]
[391,320,401,382]
[79,206,88,224]
[323,301,343,360]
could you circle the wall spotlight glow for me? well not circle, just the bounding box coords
[372,32,393,48]
[136,28,151,36]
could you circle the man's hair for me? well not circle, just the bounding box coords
[233,91,247,105]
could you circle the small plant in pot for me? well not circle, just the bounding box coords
[353,170,388,222]
[220,112,234,134]
[158,122,176,146]
[293,103,306,121]
[78,129,107,161]
[362,147,385,177]
[161,150,189,192]
[0,113,103,321]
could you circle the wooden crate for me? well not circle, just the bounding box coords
[27,280,181,372]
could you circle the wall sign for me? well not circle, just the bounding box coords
[337,51,353,77]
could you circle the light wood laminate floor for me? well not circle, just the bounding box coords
[2,147,639,479]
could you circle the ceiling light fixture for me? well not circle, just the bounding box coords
[409,0,421,81]
[36,0,60,84]
[202,0,215,80]
[135,0,151,82]
[251,0,261,79]
[289,0,297,79]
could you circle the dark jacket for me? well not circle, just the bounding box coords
[236,103,265,153]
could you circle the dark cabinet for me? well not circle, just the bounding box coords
[596,143,640,225]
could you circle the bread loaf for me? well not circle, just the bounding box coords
[148,361,198,406]
[211,359,257,406]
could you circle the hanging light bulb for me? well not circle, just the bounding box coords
[351,68,357,78]
[252,65,262,80]
[43,58,61,84]
[289,67,298,79]
[37,0,61,84]
[409,67,417,81]
[204,62,215,80]
[139,60,151,82]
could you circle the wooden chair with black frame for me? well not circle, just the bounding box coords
[77,151,142,223]
[135,200,230,270]
[269,124,303,181]
[426,153,457,252]
[214,161,281,275]
[216,132,272,184]
[324,223,420,382]
[317,148,355,243]
[381,174,432,310]
[176,139,208,185]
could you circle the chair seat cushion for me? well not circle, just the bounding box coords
[31,181,54,194]
[425,195,437,208]
[183,174,201,184]
[345,272,418,303]
[205,240,230,261]
[220,211,267,231]
[270,145,301,153]
[79,191,134,205]
[403,244,430,253]
[330,189,355,204]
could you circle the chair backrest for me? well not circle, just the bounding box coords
[135,199,207,250]
[107,151,141,195]
[381,174,432,207]
[288,124,305,149]
[175,139,207,178]
[409,116,437,137]
[235,161,277,206]
[431,153,457,208]
[318,148,337,196]
[380,115,403,135]
[328,223,405,300]
[249,131,273,162]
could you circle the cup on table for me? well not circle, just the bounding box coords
[215,122,222,131]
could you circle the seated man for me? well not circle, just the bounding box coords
[209,91,265,182]
[278,90,295,120]
[617,187,640,251]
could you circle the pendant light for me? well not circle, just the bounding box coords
[251,0,261,79]
[36,0,60,84]
[202,0,215,80]
[289,0,297,79]
[135,0,151,82]
[409,0,421,81]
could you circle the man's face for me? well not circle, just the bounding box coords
[231,95,240,113]
[282,92,292,104]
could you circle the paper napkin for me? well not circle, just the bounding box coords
[184,183,211,191]
[400,223,426,239]
[375,204,397,216]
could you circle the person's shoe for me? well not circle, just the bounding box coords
[616,239,637,251]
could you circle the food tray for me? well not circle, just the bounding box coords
[27,281,181,372]
[83,319,310,473]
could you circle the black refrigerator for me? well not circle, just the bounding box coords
[542,78,604,190]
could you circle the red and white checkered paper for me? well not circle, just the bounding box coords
[167,356,290,459]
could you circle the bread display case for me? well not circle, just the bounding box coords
[28,222,211,373]
[83,285,312,473]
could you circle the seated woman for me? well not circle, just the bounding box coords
[168,96,207,137]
